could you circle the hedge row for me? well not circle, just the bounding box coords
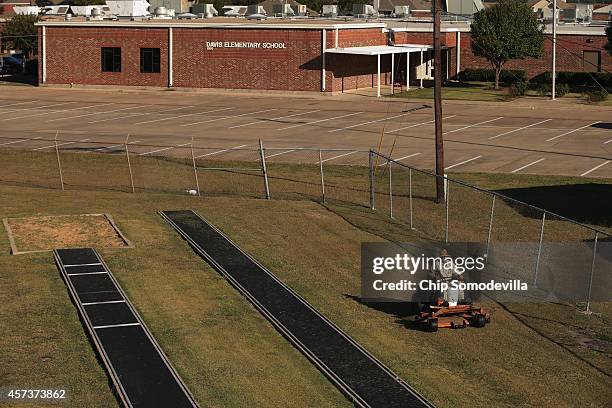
[460,68,527,83]
[531,71,612,87]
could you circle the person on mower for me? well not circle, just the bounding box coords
[433,248,465,306]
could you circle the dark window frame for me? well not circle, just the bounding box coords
[140,48,161,74]
[101,47,121,73]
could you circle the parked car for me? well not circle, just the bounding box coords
[0,56,24,74]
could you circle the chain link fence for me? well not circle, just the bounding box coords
[368,150,611,315]
[0,134,609,313]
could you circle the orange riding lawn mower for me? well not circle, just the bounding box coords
[415,281,491,332]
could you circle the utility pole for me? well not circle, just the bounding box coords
[552,0,557,100]
[433,0,445,202]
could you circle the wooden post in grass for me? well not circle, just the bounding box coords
[259,139,270,200]
[533,212,546,286]
[388,161,393,219]
[125,134,135,193]
[54,130,64,191]
[486,195,496,259]
[585,232,598,315]
[369,150,375,210]
[319,149,325,203]
[409,168,413,229]
[191,136,201,197]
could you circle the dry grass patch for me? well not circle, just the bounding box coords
[4,214,130,254]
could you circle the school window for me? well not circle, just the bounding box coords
[140,48,161,73]
[101,47,121,72]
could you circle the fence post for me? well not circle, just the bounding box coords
[259,139,270,200]
[485,194,496,258]
[191,136,201,197]
[409,168,413,229]
[369,150,375,210]
[585,232,598,315]
[533,212,546,286]
[388,161,393,219]
[319,149,325,203]
[54,130,64,191]
[444,177,449,243]
[125,134,135,193]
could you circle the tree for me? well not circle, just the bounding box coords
[606,18,611,55]
[470,0,544,89]
[1,14,40,59]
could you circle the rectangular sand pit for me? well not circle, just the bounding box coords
[3,214,131,254]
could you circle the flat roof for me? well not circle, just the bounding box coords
[326,44,431,55]
[35,16,386,30]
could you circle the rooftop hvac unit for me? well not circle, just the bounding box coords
[272,3,295,16]
[296,4,307,16]
[191,3,218,17]
[13,6,41,15]
[222,5,247,16]
[394,5,409,17]
[322,4,337,17]
[247,5,267,16]
[353,4,376,17]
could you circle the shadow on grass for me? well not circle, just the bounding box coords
[495,183,612,228]
[344,294,425,331]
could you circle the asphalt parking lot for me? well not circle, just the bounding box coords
[0,86,611,178]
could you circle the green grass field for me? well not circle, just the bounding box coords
[0,149,610,407]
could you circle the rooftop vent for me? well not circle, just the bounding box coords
[191,3,218,18]
[353,4,376,17]
[272,3,294,17]
[322,4,337,17]
[247,4,266,16]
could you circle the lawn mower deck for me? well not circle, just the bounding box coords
[417,302,491,332]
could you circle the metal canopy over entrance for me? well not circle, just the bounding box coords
[326,44,435,97]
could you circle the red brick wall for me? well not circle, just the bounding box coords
[41,27,169,87]
[459,32,611,79]
[172,28,322,91]
[325,28,389,92]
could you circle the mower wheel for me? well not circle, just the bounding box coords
[425,318,438,332]
[472,314,487,328]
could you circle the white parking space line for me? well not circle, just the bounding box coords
[328,113,411,133]
[229,110,320,129]
[195,144,249,159]
[278,112,363,131]
[581,160,610,177]
[488,119,552,140]
[443,117,503,135]
[8,103,114,122]
[387,115,456,134]
[0,136,43,146]
[266,149,297,158]
[511,158,545,173]
[445,155,482,170]
[318,151,358,164]
[604,138,612,145]
[0,100,38,109]
[379,152,422,166]
[133,107,232,125]
[138,142,191,156]
[33,138,91,151]
[546,121,601,142]
[93,141,141,152]
[180,109,276,127]
[1,102,78,121]
[46,104,148,122]
[88,105,195,124]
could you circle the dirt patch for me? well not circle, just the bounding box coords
[4,214,130,254]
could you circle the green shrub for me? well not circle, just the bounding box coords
[555,83,570,97]
[585,89,609,103]
[24,59,37,76]
[532,71,612,88]
[534,83,551,96]
[508,79,529,97]
[461,68,526,83]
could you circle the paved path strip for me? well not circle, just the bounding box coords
[54,248,199,408]
[161,210,434,408]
